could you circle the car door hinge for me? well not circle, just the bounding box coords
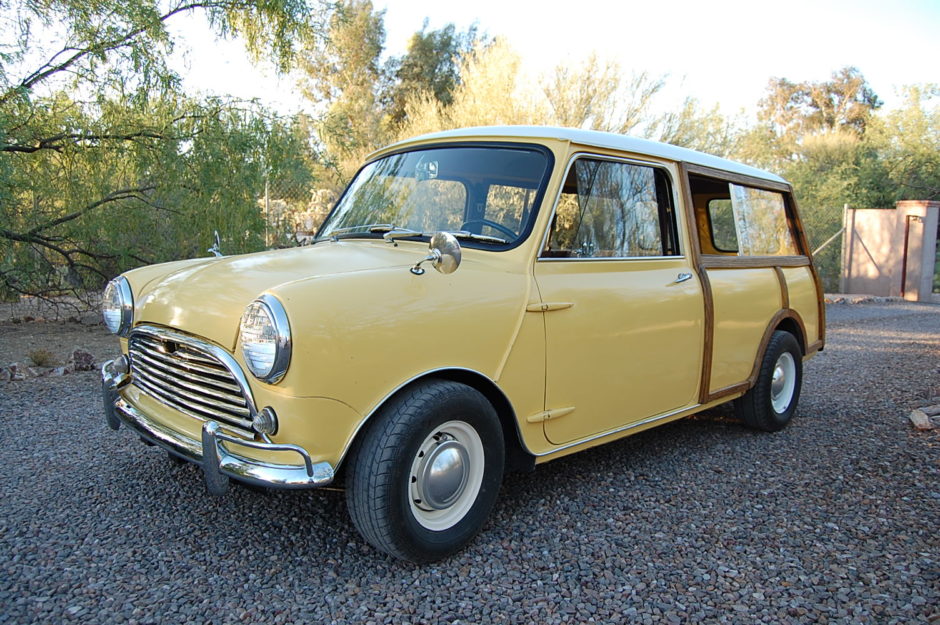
[525,302,574,313]
[526,407,576,423]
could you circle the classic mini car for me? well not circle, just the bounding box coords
[101,126,824,562]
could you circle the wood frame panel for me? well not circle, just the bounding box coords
[679,161,826,406]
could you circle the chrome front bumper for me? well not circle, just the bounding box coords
[101,357,334,495]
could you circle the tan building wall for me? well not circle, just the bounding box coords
[841,201,940,302]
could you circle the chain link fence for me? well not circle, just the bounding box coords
[261,177,336,247]
[800,204,847,293]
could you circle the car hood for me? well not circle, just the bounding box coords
[130,241,415,349]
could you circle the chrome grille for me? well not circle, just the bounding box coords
[128,330,254,435]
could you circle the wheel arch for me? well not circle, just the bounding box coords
[746,309,808,389]
[336,368,535,479]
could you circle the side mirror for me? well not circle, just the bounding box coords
[411,232,461,275]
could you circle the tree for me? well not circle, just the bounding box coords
[296,0,387,183]
[541,55,665,135]
[383,21,482,127]
[397,38,548,138]
[0,0,322,302]
[751,66,882,164]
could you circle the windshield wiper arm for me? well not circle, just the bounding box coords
[448,230,509,244]
[313,223,400,242]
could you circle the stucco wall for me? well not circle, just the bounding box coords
[841,201,939,301]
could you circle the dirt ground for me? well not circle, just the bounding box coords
[0,320,120,370]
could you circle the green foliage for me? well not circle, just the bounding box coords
[1,91,315,297]
[296,1,481,188]
[0,0,322,299]
[382,21,481,127]
[739,70,939,291]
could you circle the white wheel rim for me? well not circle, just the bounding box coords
[770,352,797,413]
[408,420,484,531]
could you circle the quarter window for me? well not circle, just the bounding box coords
[543,159,678,258]
[691,174,800,257]
[728,184,798,256]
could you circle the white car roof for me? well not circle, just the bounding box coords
[382,125,787,185]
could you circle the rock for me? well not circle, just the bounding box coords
[68,349,96,372]
[909,409,933,431]
[919,404,940,417]
[48,367,69,377]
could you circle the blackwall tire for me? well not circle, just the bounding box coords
[735,331,803,432]
[345,380,504,563]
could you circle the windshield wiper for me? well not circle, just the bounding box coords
[314,223,400,242]
[448,230,509,245]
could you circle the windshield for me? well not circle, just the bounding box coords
[317,145,552,247]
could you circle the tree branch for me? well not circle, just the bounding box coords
[1,0,232,105]
[25,186,157,236]
[2,130,165,153]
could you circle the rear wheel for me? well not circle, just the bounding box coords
[345,380,504,563]
[735,330,803,432]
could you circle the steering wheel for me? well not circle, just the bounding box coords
[460,219,516,240]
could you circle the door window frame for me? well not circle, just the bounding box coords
[537,153,684,262]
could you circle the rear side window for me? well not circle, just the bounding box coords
[543,158,678,259]
[691,174,799,257]
[729,185,798,256]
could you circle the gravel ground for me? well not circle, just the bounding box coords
[1,301,938,624]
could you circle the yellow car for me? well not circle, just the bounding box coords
[100,126,824,562]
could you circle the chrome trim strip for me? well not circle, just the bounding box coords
[534,404,701,457]
[130,325,259,418]
[109,397,334,490]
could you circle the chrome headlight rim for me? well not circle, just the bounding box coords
[102,276,134,337]
[240,293,292,385]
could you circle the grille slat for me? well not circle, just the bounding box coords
[129,331,253,435]
[131,349,242,394]
[133,366,251,416]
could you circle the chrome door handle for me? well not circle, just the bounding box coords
[673,272,693,284]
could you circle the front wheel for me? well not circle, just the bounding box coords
[345,380,504,562]
[735,330,803,432]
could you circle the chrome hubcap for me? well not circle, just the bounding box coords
[770,352,797,413]
[414,436,469,510]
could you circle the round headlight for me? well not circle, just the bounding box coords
[240,294,291,384]
[102,277,133,336]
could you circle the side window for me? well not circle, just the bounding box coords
[728,184,798,256]
[691,174,800,257]
[543,159,677,258]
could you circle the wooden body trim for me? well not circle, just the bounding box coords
[700,255,811,269]
[774,266,789,309]
[683,162,792,193]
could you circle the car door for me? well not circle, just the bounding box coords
[534,156,704,445]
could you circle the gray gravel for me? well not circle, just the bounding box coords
[2,301,938,624]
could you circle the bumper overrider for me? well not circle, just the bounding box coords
[101,356,334,495]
